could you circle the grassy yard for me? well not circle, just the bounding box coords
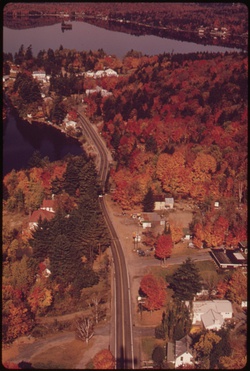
[149,257,223,290]
[141,337,165,360]
[30,339,86,369]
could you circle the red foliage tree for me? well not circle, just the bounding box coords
[155,234,173,264]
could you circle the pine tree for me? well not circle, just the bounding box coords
[30,217,53,262]
[170,258,202,301]
[142,187,155,212]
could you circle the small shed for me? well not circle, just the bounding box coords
[165,197,174,209]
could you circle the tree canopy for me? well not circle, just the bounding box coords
[169,258,202,301]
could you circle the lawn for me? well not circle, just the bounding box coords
[30,339,86,369]
[141,337,165,360]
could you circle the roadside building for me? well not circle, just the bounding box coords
[140,212,165,229]
[210,248,247,269]
[186,300,233,331]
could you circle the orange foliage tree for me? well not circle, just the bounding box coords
[170,220,183,244]
[140,274,167,311]
[93,349,115,369]
[4,302,33,342]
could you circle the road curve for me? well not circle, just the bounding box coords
[77,110,134,369]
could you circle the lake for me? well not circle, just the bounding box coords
[3,20,241,59]
[3,110,84,176]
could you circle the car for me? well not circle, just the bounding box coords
[138,250,145,257]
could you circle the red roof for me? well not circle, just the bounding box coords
[41,199,55,209]
[29,209,55,223]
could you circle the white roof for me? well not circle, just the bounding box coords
[233,252,245,260]
[193,300,233,314]
[212,300,233,313]
[202,309,223,329]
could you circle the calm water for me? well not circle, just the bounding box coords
[3,21,241,59]
[3,112,84,176]
[3,21,241,176]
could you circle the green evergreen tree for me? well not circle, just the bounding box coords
[142,188,155,212]
[152,346,165,368]
[63,161,80,196]
[30,217,53,262]
[50,233,75,284]
[170,258,202,301]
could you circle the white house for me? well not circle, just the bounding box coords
[154,196,165,211]
[105,68,118,77]
[85,68,118,79]
[186,300,233,330]
[175,335,194,368]
[32,70,47,82]
[167,335,194,368]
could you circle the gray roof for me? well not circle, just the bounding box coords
[175,335,193,358]
[167,342,175,362]
[142,212,161,222]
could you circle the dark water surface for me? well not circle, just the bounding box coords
[3,113,84,176]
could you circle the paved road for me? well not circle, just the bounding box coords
[78,110,134,369]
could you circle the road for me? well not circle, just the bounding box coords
[77,112,109,192]
[78,111,134,369]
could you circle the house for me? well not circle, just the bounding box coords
[32,70,47,82]
[210,248,247,269]
[175,335,194,368]
[165,197,174,209]
[167,335,194,368]
[85,85,112,97]
[29,209,55,230]
[10,65,20,78]
[85,69,118,79]
[186,300,233,330]
[40,199,55,213]
[65,120,77,129]
[104,68,118,77]
[140,212,165,229]
[154,195,166,211]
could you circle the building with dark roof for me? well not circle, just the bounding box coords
[210,248,247,269]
